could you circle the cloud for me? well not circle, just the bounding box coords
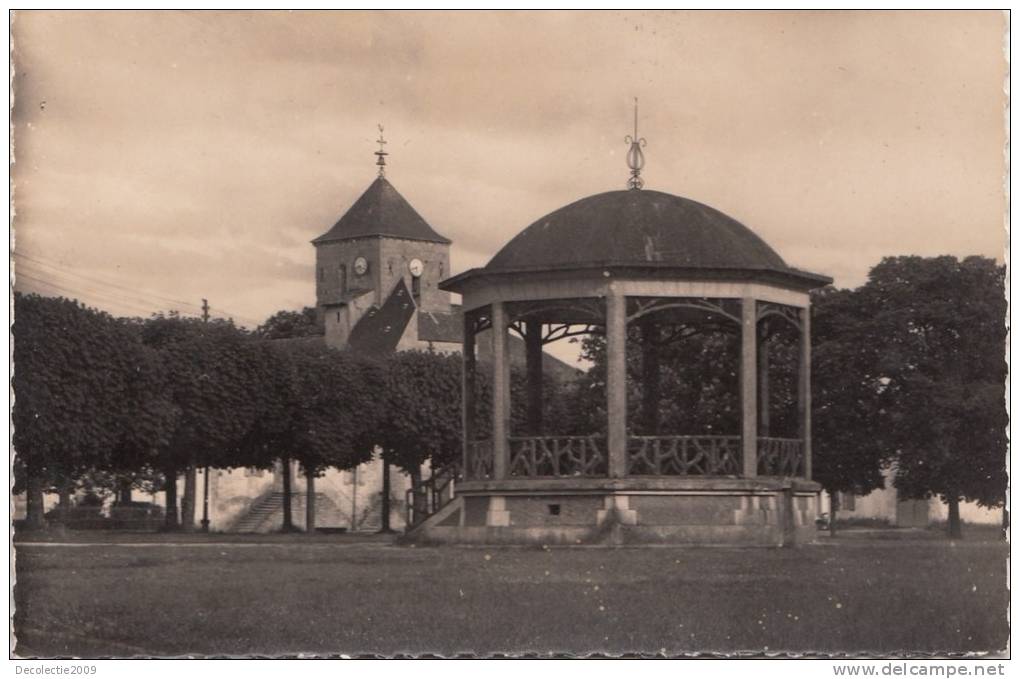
[11,10,1007,327]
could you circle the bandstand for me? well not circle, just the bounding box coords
[415,130,832,547]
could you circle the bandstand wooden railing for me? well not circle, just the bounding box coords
[756,437,805,477]
[508,435,607,478]
[464,435,806,480]
[626,435,742,476]
[466,439,494,480]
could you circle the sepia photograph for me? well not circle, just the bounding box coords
[7,9,1010,662]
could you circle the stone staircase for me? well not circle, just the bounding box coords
[230,491,346,533]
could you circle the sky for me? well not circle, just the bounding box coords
[11,10,1008,329]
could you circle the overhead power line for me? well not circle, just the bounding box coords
[12,252,264,327]
[14,263,203,318]
[13,252,207,312]
[14,271,179,318]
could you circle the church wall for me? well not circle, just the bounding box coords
[927,496,1000,525]
[323,290,374,349]
[315,239,382,307]
[317,235,452,349]
[207,467,276,529]
[377,238,451,313]
[194,454,438,533]
[422,340,461,355]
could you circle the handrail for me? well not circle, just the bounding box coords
[465,439,494,480]
[405,463,460,529]
[756,437,804,477]
[508,435,607,478]
[627,435,742,476]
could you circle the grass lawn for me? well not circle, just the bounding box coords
[12,530,1008,658]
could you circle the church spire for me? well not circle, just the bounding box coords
[625,98,647,190]
[375,124,388,177]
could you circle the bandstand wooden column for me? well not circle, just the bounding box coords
[758,335,770,438]
[461,313,476,475]
[799,307,812,480]
[490,302,510,480]
[740,297,758,478]
[606,289,628,478]
[640,318,661,435]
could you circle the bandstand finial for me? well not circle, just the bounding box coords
[375,124,388,177]
[625,97,647,190]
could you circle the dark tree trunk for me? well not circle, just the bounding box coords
[640,321,660,435]
[181,462,197,531]
[829,491,839,538]
[409,465,426,525]
[304,466,316,534]
[379,452,393,533]
[947,495,962,539]
[24,461,47,530]
[281,455,294,532]
[163,463,180,530]
[758,339,770,438]
[56,480,74,525]
[117,477,132,505]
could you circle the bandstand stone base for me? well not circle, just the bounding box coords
[406,477,821,547]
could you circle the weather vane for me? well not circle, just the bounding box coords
[375,124,388,177]
[625,98,647,190]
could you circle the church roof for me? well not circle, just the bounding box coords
[442,189,830,292]
[347,278,416,356]
[313,177,451,245]
[418,308,463,344]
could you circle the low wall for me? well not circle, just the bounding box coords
[412,477,821,547]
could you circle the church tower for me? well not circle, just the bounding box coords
[311,128,453,352]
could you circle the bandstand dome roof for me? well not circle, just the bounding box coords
[441,188,831,293]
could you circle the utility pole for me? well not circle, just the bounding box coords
[379,449,393,533]
[351,467,358,532]
[200,298,211,533]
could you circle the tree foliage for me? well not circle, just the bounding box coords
[863,257,1007,514]
[255,307,322,340]
[140,316,263,467]
[255,343,385,476]
[376,350,463,476]
[811,256,1006,538]
[12,294,145,525]
[811,285,894,498]
[574,325,745,437]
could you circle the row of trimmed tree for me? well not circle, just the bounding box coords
[12,294,469,531]
[12,255,1008,538]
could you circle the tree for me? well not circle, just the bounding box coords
[12,294,140,529]
[810,285,895,534]
[377,350,463,521]
[140,315,262,530]
[249,342,384,532]
[573,323,743,438]
[863,256,1007,538]
[255,307,322,340]
[107,317,177,509]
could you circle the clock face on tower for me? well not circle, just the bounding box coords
[408,258,424,278]
[353,256,369,276]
